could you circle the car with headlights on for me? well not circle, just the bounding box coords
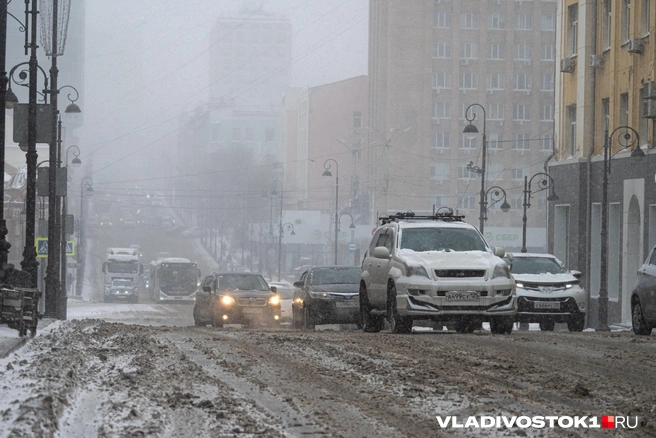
[269,281,293,323]
[193,272,281,328]
[504,253,585,332]
[105,278,138,303]
[629,246,656,335]
[360,211,516,334]
[292,266,362,329]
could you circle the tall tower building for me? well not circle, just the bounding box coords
[368,0,556,251]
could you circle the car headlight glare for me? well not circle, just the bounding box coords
[404,263,429,278]
[492,263,512,279]
[220,295,234,305]
[309,291,330,299]
[515,282,525,289]
[268,295,280,305]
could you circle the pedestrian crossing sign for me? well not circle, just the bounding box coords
[66,240,75,256]
[36,238,48,258]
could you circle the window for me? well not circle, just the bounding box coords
[434,11,452,28]
[433,132,450,149]
[515,14,533,30]
[487,73,504,90]
[513,133,530,150]
[641,0,650,36]
[435,41,451,58]
[541,104,554,121]
[433,101,451,119]
[511,194,523,211]
[540,134,553,151]
[488,133,503,150]
[488,14,505,30]
[541,44,555,60]
[488,162,504,181]
[353,142,362,160]
[457,165,471,179]
[461,13,479,29]
[568,4,578,56]
[433,194,448,209]
[620,93,629,127]
[511,167,527,180]
[488,43,505,60]
[460,195,476,210]
[461,42,477,59]
[265,128,275,142]
[640,88,649,145]
[433,71,451,89]
[622,0,630,43]
[603,0,612,50]
[431,162,450,181]
[514,73,532,91]
[460,134,477,149]
[541,74,554,91]
[513,103,531,120]
[460,72,478,89]
[514,44,532,60]
[353,111,362,128]
[566,104,577,156]
[487,103,504,120]
[541,15,555,31]
[460,102,474,119]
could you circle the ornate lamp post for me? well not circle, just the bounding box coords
[521,173,558,253]
[598,126,644,331]
[483,186,511,218]
[322,159,340,264]
[76,177,92,297]
[463,104,487,233]
[60,145,80,305]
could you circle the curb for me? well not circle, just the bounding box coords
[0,337,28,359]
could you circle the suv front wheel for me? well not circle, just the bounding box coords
[489,316,514,334]
[360,283,384,333]
[387,283,412,334]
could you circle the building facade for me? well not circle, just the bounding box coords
[369,0,557,251]
[550,0,656,326]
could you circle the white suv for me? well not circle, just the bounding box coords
[360,211,516,334]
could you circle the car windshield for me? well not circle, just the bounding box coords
[217,274,269,291]
[309,267,361,285]
[112,280,132,287]
[399,227,487,252]
[506,256,568,275]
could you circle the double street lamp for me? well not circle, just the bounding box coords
[463,104,488,233]
[60,145,81,303]
[521,173,558,253]
[322,159,340,264]
[598,126,645,331]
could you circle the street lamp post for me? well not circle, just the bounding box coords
[60,145,80,303]
[598,126,644,331]
[521,173,558,253]
[322,159,339,264]
[483,186,511,218]
[277,222,295,281]
[463,104,487,233]
[76,177,92,297]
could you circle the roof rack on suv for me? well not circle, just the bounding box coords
[378,208,465,225]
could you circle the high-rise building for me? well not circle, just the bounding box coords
[368,0,556,251]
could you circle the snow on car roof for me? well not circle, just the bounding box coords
[508,252,557,259]
[393,221,476,229]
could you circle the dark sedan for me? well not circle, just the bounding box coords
[292,266,361,329]
[631,246,656,335]
[193,272,281,328]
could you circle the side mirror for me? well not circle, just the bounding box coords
[102,262,107,274]
[202,285,211,292]
[571,270,582,279]
[493,247,506,258]
[270,286,277,293]
[293,281,303,287]
[372,246,390,259]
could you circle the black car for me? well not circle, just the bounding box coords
[193,272,281,328]
[292,266,362,329]
[631,246,656,335]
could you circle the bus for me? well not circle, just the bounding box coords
[149,257,200,302]
[102,248,144,297]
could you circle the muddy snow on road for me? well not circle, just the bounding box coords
[1,317,655,437]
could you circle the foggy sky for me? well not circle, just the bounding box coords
[80,0,368,186]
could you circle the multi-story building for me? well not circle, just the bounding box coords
[368,0,557,251]
[549,0,655,326]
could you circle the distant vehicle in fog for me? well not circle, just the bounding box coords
[292,266,361,329]
[106,278,138,303]
[194,272,281,327]
[149,257,200,303]
[102,248,144,298]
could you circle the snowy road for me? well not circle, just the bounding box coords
[1,300,655,437]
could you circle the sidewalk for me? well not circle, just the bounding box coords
[0,318,57,358]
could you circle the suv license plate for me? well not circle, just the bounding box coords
[335,301,358,308]
[534,301,560,310]
[242,308,263,314]
[446,291,480,301]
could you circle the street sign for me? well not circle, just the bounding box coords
[66,240,75,256]
[348,242,356,254]
[36,238,48,258]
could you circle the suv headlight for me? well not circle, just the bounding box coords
[268,295,280,305]
[492,263,512,279]
[404,263,429,278]
[220,295,235,306]
[309,291,330,299]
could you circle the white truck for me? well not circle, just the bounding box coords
[102,247,144,303]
